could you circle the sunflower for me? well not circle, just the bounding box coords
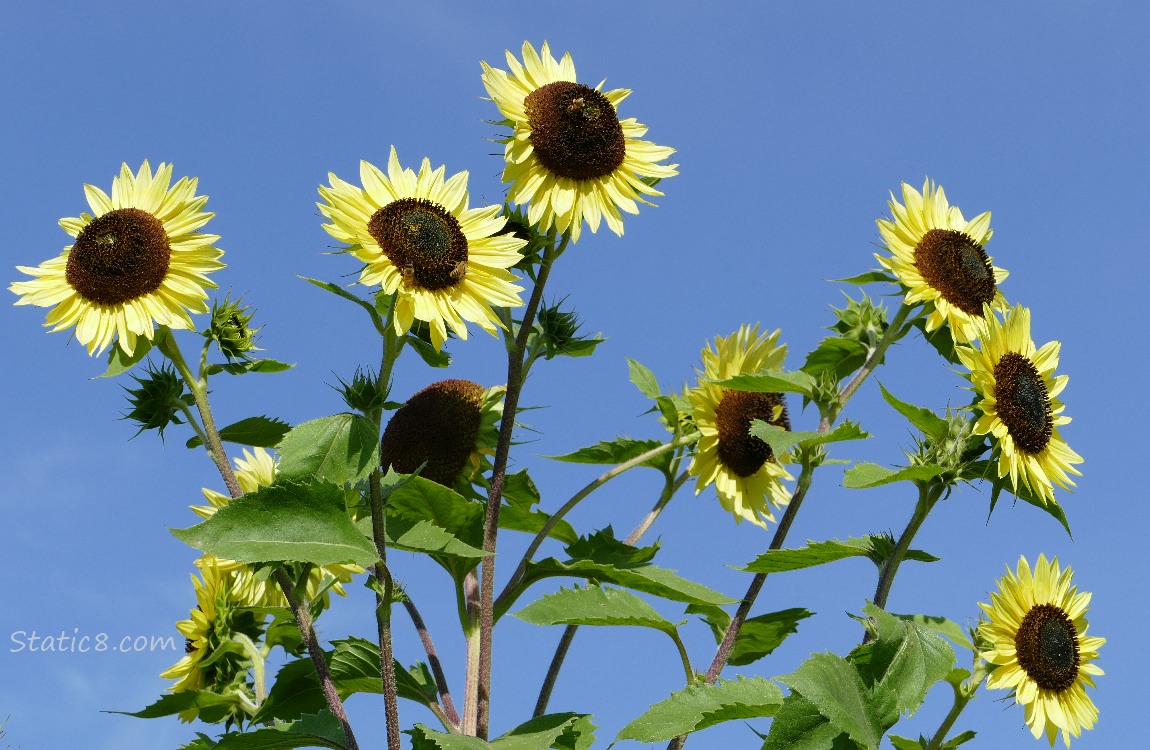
[191,447,361,607]
[10,161,224,356]
[318,147,527,351]
[876,179,1008,344]
[979,555,1104,746]
[687,325,793,528]
[481,41,678,243]
[956,304,1082,505]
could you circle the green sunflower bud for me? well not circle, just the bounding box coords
[207,295,261,362]
[831,292,888,356]
[910,409,987,479]
[122,362,195,438]
[333,367,389,415]
[531,298,603,361]
[380,379,487,487]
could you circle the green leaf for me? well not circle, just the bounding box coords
[940,730,976,748]
[760,692,843,750]
[97,335,154,378]
[546,437,670,472]
[515,584,676,635]
[408,713,596,750]
[211,711,347,749]
[852,605,956,720]
[301,276,384,332]
[887,736,926,750]
[988,472,1073,538]
[877,383,947,440]
[777,653,888,749]
[386,475,486,580]
[406,329,452,368]
[749,421,869,461]
[186,415,292,449]
[742,537,883,574]
[113,690,237,721]
[890,613,974,652]
[711,370,817,398]
[408,726,490,750]
[628,357,662,399]
[834,271,898,286]
[616,676,784,742]
[171,479,380,567]
[842,463,948,489]
[910,316,960,365]
[277,413,379,486]
[386,519,489,561]
[801,336,868,385]
[205,358,295,376]
[689,605,813,667]
[497,469,579,545]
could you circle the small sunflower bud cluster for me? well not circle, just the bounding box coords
[532,299,601,361]
[909,409,986,481]
[207,295,260,362]
[122,362,195,438]
[334,367,389,415]
[831,292,888,357]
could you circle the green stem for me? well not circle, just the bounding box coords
[821,302,914,430]
[926,685,972,750]
[475,232,568,739]
[872,483,944,612]
[669,629,696,686]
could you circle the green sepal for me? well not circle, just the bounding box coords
[750,421,869,463]
[276,413,380,486]
[877,383,948,440]
[207,710,347,749]
[204,358,294,376]
[615,676,784,742]
[171,479,380,567]
[688,604,812,666]
[710,370,817,398]
[186,415,291,449]
[842,463,948,489]
[97,334,155,378]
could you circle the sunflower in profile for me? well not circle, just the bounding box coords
[979,555,1104,746]
[481,41,678,243]
[956,304,1082,505]
[192,448,361,607]
[876,179,1008,344]
[318,147,527,351]
[687,325,793,528]
[10,161,224,356]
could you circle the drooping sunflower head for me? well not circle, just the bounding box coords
[876,179,1008,344]
[687,325,793,528]
[481,41,678,243]
[10,161,225,356]
[956,304,1082,506]
[318,147,527,350]
[380,379,502,489]
[978,555,1104,747]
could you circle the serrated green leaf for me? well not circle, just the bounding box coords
[628,358,662,399]
[742,537,877,574]
[842,463,947,489]
[689,607,813,667]
[409,726,490,750]
[384,518,489,560]
[277,413,379,485]
[96,335,154,378]
[514,585,675,635]
[205,358,295,376]
[801,336,868,384]
[616,676,784,742]
[834,271,898,286]
[891,614,974,652]
[877,383,947,440]
[711,370,817,397]
[211,710,347,749]
[887,735,926,750]
[545,437,668,469]
[760,692,843,750]
[386,476,485,581]
[406,330,452,368]
[301,277,384,331]
[857,605,955,720]
[186,415,292,449]
[171,479,379,567]
[409,713,595,750]
[777,653,888,748]
[749,421,869,461]
[113,689,237,720]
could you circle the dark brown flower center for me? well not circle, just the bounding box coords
[993,352,1053,454]
[1015,603,1080,692]
[912,229,996,316]
[380,379,486,486]
[66,207,171,305]
[714,391,790,477]
[367,198,468,291]
[523,81,626,181]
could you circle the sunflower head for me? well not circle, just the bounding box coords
[687,325,793,528]
[10,161,225,356]
[876,179,1008,344]
[318,147,527,350]
[481,41,678,243]
[956,304,1082,506]
[978,555,1104,746]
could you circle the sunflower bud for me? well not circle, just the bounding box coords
[207,295,260,362]
[333,367,389,415]
[910,409,986,479]
[380,379,487,486]
[122,362,195,438]
[831,292,888,356]
[532,298,602,360]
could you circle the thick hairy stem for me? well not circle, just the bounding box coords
[475,235,567,738]
[274,569,360,750]
[403,596,460,728]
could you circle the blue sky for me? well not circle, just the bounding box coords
[1,2,1146,748]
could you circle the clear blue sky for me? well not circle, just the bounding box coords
[2,2,1145,748]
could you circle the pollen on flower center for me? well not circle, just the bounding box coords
[714,390,790,478]
[912,228,996,316]
[367,198,468,291]
[1015,603,1080,692]
[524,81,626,181]
[65,207,171,305]
[993,352,1053,454]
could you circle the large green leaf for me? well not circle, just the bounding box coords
[710,370,816,398]
[386,475,486,581]
[545,436,671,472]
[514,585,675,636]
[854,604,955,718]
[616,676,784,742]
[760,692,845,750]
[186,415,292,449]
[749,421,869,461]
[689,605,812,667]
[877,383,947,440]
[890,613,974,652]
[277,413,379,486]
[211,711,348,749]
[800,336,868,385]
[171,479,379,567]
[408,713,595,750]
[776,653,889,749]
[115,690,237,723]
[742,537,890,574]
[842,463,947,489]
